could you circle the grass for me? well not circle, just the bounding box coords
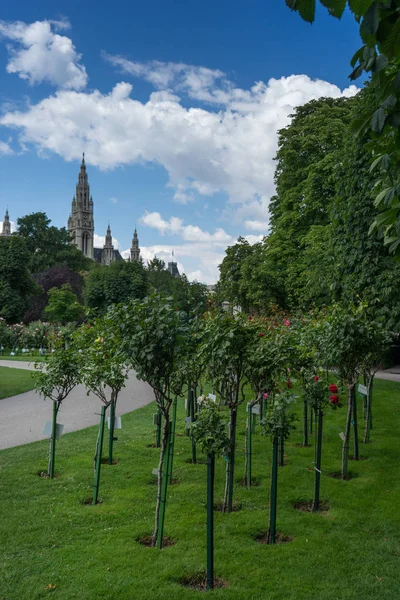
[0,366,35,399]
[1,379,400,599]
[0,353,45,362]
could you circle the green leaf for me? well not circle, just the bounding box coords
[362,2,379,35]
[348,0,375,17]
[350,46,366,67]
[378,16,400,59]
[285,0,316,22]
[320,0,346,18]
[371,106,387,132]
[374,53,389,72]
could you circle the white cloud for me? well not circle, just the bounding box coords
[0,19,87,90]
[0,140,13,155]
[110,197,118,204]
[244,219,269,232]
[0,219,16,233]
[140,211,232,244]
[0,74,358,221]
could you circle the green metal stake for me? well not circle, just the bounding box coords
[156,408,162,448]
[157,421,172,550]
[49,400,58,478]
[93,405,106,505]
[206,453,215,591]
[269,436,278,544]
[246,404,252,488]
[190,389,197,464]
[309,406,313,435]
[185,385,191,436]
[168,396,178,483]
[227,409,237,512]
[369,381,373,431]
[303,398,308,447]
[313,408,323,511]
[279,436,284,467]
[352,387,359,460]
[108,397,116,465]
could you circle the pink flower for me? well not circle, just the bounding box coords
[263,392,269,400]
[284,319,290,327]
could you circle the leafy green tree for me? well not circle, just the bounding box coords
[16,212,92,273]
[112,295,188,547]
[33,345,80,477]
[218,237,254,309]
[0,235,38,322]
[85,260,148,315]
[285,0,400,253]
[45,284,83,324]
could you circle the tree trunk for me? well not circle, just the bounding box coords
[268,436,278,544]
[279,436,284,467]
[93,405,107,505]
[48,400,59,478]
[341,387,353,479]
[243,404,252,487]
[152,415,171,548]
[206,454,215,591]
[313,408,323,511]
[108,392,116,465]
[223,407,237,512]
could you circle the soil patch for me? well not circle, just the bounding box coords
[349,455,369,461]
[146,443,158,448]
[179,572,227,591]
[213,500,242,512]
[328,471,358,480]
[239,478,261,487]
[80,497,103,505]
[293,500,329,512]
[255,531,293,544]
[137,535,175,548]
[100,458,119,465]
[184,458,207,464]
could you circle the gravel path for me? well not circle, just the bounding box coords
[0,368,154,450]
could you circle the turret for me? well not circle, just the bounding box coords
[130,227,140,262]
[1,208,11,237]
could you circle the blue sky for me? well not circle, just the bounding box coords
[0,1,361,283]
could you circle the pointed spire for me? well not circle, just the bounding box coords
[130,226,140,262]
[1,207,11,237]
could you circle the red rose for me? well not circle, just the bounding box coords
[258,333,264,337]
[329,384,338,393]
[286,379,292,389]
[329,395,339,404]
[314,375,319,381]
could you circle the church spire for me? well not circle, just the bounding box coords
[102,223,114,265]
[130,226,140,262]
[67,154,94,259]
[1,208,11,237]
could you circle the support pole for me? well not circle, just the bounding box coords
[303,398,308,447]
[156,408,162,448]
[108,396,116,465]
[190,389,197,464]
[206,454,215,591]
[313,408,323,511]
[352,387,359,460]
[157,421,172,550]
[279,436,284,467]
[269,436,278,544]
[247,405,252,488]
[168,396,178,483]
[227,409,237,512]
[93,405,106,505]
[48,401,58,478]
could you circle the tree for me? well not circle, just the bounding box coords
[0,235,38,322]
[45,284,83,324]
[285,0,400,254]
[191,397,229,591]
[113,295,188,547]
[16,212,92,273]
[218,237,254,310]
[33,345,80,477]
[85,260,148,315]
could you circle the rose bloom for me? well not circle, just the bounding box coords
[329,395,339,404]
[286,379,292,389]
[258,333,264,337]
[263,392,269,400]
[284,319,290,327]
[314,375,319,381]
[329,384,338,393]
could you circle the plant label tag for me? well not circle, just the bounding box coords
[152,468,159,476]
[246,402,251,413]
[185,398,188,410]
[358,384,368,396]
[43,421,52,436]
[208,393,216,402]
[185,416,192,425]
[114,416,122,430]
[339,432,346,442]
[153,413,159,426]
[252,405,260,415]
[56,424,64,439]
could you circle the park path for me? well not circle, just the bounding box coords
[0,367,154,450]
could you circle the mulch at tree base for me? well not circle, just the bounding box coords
[179,572,227,591]
[328,471,358,480]
[293,500,330,512]
[100,458,119,465]
[184,458,207,464]
[349,455,369,460]
[213,500,242,512]
[255,531,293,544]
[148,477,180,485]
[137,535,175,548]
[81,497,103,505]
[37,470,60,479]
[239,477,261,487]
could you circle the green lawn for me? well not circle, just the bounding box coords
[0,354,45,362]
[1,379,400,600]
[0,366,35,399]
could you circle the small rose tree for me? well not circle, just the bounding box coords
[191,397,229,591]
[33,342,79,477]
[200,311,254,512]
[262,390,296,544]
[112,295,188,548]
[73,315,129,504]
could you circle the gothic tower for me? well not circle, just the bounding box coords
[102,224,115,266]
[1,208,11,237]
[68,153,94,259]
[130,228,140,262]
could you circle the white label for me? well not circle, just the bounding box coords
[358,384,368,396]
[43,421,52,436]
[208,393,216,402]
[56,424,64,439]
[107,416,122,429]
[185,416,192,425]
[184,398,188,410]
[252,405,260,415]
[152,468,159,476]
[339,432,346,442]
